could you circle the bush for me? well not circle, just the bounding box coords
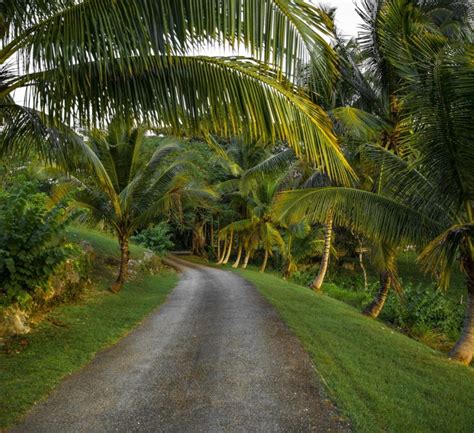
[0,183,74,306]
[132,223,174,255]
[380,283,463,341]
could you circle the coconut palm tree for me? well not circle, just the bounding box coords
[274,6,474,364]
[221,174,285,272]
[0,0,353,185]
[54,119,212,292]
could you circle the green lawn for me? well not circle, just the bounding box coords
[66,224,147,260]
[0,227,178,429]
[234,268,474,433]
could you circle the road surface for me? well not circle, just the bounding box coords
[11,257,350,433]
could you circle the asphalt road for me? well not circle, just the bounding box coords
[11,257,350,433]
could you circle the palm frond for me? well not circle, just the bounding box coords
[242,148,295,185]
[274,187,442,247]
[331,106,390,140]
[5,0,334,79]
[418,223,474,289]
[27,55,354,184]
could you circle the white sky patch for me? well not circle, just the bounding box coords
[319,0,363,38]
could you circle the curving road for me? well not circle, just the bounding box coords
[11,257,350,433]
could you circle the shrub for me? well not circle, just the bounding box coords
[0,183,73,306]
[380,283,463,341]
[132,223,174,255]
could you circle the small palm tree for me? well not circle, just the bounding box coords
[55,119,211,292]
[222,175,285,272]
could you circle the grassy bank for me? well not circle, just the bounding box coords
[1,227,178,428]
[233,268,474,433]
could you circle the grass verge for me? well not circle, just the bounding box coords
[0,227,178,429]
[233,267,474,433]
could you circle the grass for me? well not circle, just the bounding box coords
[0,226,178,429]
[66,224,147,260]
[233,267,474,433]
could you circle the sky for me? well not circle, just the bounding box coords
[323,0,363,38]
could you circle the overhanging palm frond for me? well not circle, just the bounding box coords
[4,0,334,79]
[274,187,442,247]
[28,55,354,183]
[242,148,295,187]
[418,223,474,289]
[0,102,83,163]
[331,106,390,139]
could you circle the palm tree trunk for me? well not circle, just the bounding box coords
[449,256,474,365]
[210,221,215,252]
[363,271,390,318]
[232,243,243,268]
[111,235,129,293]
[217,235,227,264]
[359,250,368,291]
[192,220,206,257]
[283,237,293,279]
[242,249,252,269]
[311,210,333,291]
[222,228,234,264]
[260,248,269,273]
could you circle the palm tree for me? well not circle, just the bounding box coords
[222,174,285,272]
[54,119,211,292]
[289,0,471,304]
[0,0,353,185]
[362,242,400,318]
[274,4,474,363]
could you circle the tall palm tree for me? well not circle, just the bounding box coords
[54,119,211,292]
[274,3,474,363]
[290,0,471,303]
[0,0,353,185]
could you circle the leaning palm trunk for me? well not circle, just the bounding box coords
[363,271,390,318]
[217,235,228,264]
[232,243,243,268]
[260,248,269,273]
[222,228,234,265]
[242,249,252,269]
[449,257,474,364]
[111,235,130,293]
[311,210,334,291]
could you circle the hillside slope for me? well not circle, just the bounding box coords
[234,268,474,433]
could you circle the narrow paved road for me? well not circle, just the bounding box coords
[11,258,350,433]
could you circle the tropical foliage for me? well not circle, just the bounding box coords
[1,0,473,374]
[0,182,73,305]
[0,0,353,183]
[274,0,474,363]
[52,119,212,292]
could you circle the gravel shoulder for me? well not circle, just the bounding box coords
[10,257,350,433]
